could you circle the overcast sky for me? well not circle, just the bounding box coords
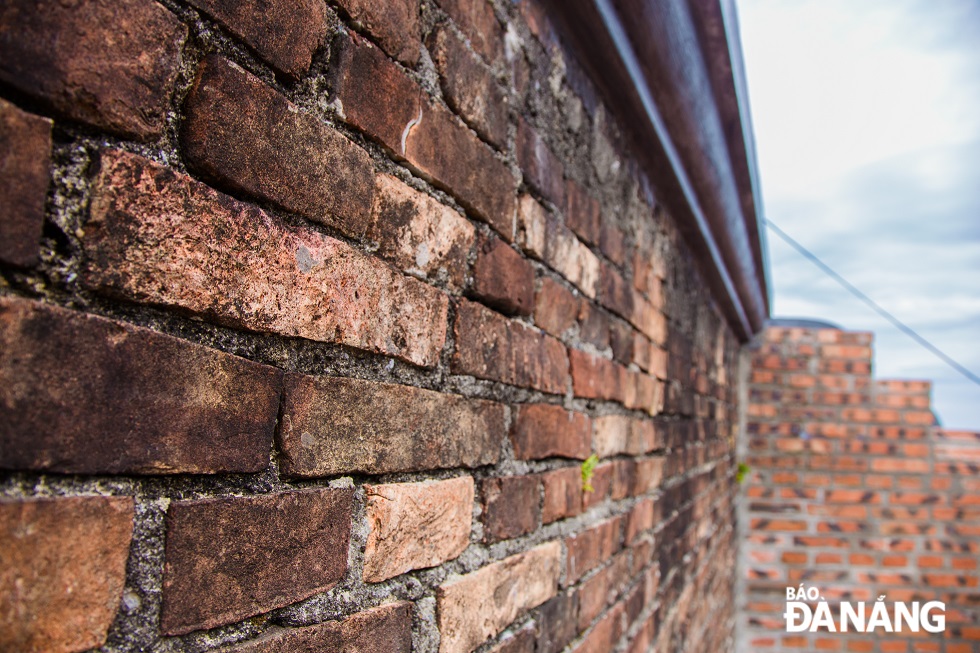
[736,0,980,429]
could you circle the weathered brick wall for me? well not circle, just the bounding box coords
[0,1,743,652]
[740,326,980,652]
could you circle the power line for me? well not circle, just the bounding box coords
[765,218,980,389]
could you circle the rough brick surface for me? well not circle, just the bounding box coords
[437,541,562,653]
[334,0,421,65]
[370,173,476,291]
[436,0,504,65]
[570,348,626,402]
[592,415,659,457]
[187,0,327,76]
[566,518,624,585]
[517,119,565,208]
[279,374,505,476]
[565,180,601,246]
[487,626,536,653]
[482,475,540,541]
[363,478,474,582]
[0,0,186,139]
[161,489,354,635]
[182,55,376,237]
[453,299,569,394]
[517,195,600,297]
[0,99,51,267]
[473,236,535,316]
[535,276,579,338]
[511,404,591,460]
[221,602,413,653]
[0,497,134,653]
[0,296,282,474]
[542,467,584,524]
[83,150,447,367]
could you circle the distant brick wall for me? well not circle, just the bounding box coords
[0,1,742,652]
[740,326,980,652]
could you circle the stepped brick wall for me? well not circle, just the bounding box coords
[0,1,744,652]
[740,326,980,652]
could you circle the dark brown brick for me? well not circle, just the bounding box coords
[0,99,50,267]
[219,602,412,653]
[0,497,133,653]
[473,236,535,316]
[453,299,569,394]
[0,296,282,475]
[182,55,375,237]
[565,517,623,584]
[488,625,536,653]
[334,0,421,65]
[482,475,540,542]
[536,591,580,653]
[187,0,327,77]
[541,467,583,524]
[517,118,565,208]
[435,0,504,65]
[570,348,626,402]
[600,222,627,266]
[428,23,508,149]
[512,404,591,460]
[278,374,505,476]
[161,489,354,635]
[535,276,579,338]
[0,0,186,139]
[577,299,611,350]
[565,180,601,246]
[609,318,634,365]
[82,150,447,367]
[599,262,634,322]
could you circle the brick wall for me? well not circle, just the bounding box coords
[740,326,980,652]
[0,1,743,652]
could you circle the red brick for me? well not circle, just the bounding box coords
[453,299,569,393]
[577,298,612,350]
[278,374,505,476]
[334,0,420,65]
[535,276,579,337]
[631,294,667,345]
[428,23,508,149]
[871,458,929,474]
[369,173,476,292]
[599,263,634,321]
[83,150,447,367]
[0,296,281,475]
[363,477,473,582]
[609,319,635,366]
[581,462,613,510]
[473,235,535,316]
[517,194,601,297]
[517,118,565,208]
[488,625,536,653]
[221,602,412,653]
[511,404,591,460]
[566,518,623,584]
[565,179,601,245]
[536,591,580,653]
[542,467,583,523]
[161,488,353,635]
[576,551,631,629]
[482,475,540,541]
[0,497,133,653]
[183,55,376,237]
[437,542,561,653]
[634,457,665,494]
[0,0,186,139]
[435,0,504,65]
[572,602,625,653]
[187,0,327,76]
[593,415,659,457]
[624,370,664,416]
[0,99,50,267]
[570,348,626,402]
[626,498,657,544]
[600,222,627,267]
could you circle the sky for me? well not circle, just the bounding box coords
[736,0,980,429]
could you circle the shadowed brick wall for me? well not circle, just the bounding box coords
[0,1,744,652]
[740,326,980,652]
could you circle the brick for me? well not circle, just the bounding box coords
[626,498,656,543]
[610,459,637,500]
[565,180,601,245]
[536,591,580,653]
[453,299,569,394]
[581,462,613,510]
[634,458,665,494]
[435,0,504,65]
[517,119,565,208]
[577,299,611,350]
[0,99,51,267]
[0,296,281,475]
[599,222,627,267]
[334,0,421,65]
[369,173,476,291]
[0,0,186,139]
[609,319,634,366]
[428,23,508,149]
[363,477,473,582]
[183,56,376,237]
[83,150,447,367]
[220,602,412,653]
[535,276,579,337]
[599,263,634,321]
[871,458,929,474]
[487,625,536,653]
[437,541,561,653]
[542,467,583,523]
[592,415,658,457]
[566,518,623,585]
[517,194,600,297]
[279,374,504,476]
[511,404,591,460]
[187,0,327,76]
[570,348,626,402]
[482,475,540,542]
[0,497,134,653]
[577,551,630,628]
[161,489,353,635]
[473,236,535,316]
[624,371,664,416]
